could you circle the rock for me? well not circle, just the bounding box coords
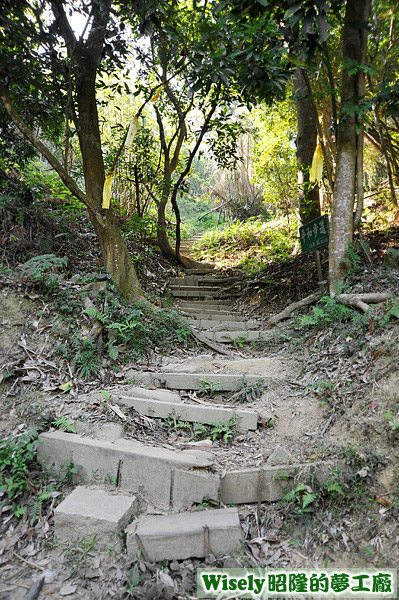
[266,446,292,466]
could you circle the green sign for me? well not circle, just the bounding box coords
[299,214,329,253]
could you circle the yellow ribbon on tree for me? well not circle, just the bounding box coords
[150,83,164,103]
[309,143,323,183]
[125,116,139,148]
[102,172,114,209]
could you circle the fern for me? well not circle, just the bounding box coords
[52,417,75,433]
[83,307,108,323]
[29,499,42,525]
[283,483,307,504]
[20,254,67,281]
[302,491,317,509]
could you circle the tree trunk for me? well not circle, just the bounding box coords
[89,208,143,299]
[292,68,321,226]
[329,0,370,296]
[74,49,144,299]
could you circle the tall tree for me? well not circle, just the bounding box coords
[329,0,371,294]
[0,0,143,299]
[292,67,321,226]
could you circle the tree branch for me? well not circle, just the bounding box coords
[0,80,99,218]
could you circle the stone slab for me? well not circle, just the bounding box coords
[130,372,270,391]
[172,469,220,510]
[221,462,336,504]
[126,508,242,561]
[54,486,137,552]
[115,395,258,431]
[181,310,235,318]
[170,290,221,298]
[120,386,181,403]
[177,299,231,309]
[205,330,273,343]
[189,319,260,331]
[39,431,214,508]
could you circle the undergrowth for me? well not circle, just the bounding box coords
[191,217,296,271]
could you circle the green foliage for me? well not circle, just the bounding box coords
[63,535,97,573]
[75,338,101,381]
[19,253,67,289]
[232,377,265,403]
[0,429,41,515]
[299,296,355,328]
[198,378,223,398]
[283,483,318,514]
[52,417,75,433]
[193,217,296,271]
[165,415,237,443]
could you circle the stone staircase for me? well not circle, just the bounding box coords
[169,272,272,344]
[38,243,337,573]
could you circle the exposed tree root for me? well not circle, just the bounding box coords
[268,291,323,325]
[190,327,233,356]
[335,292,390,312]
[269,291,391,325]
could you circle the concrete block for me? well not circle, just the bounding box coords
[130,372,270,391]
[221,462,336,504]
[118,386,181,403]
[54,486,137,552]
[74,421,124,442]
[126,508,242,561]
[115,396,258,431]
[209,330,272,343]
[172,469,220,510]
[39,431,215,508]
[183,312,241,320]
[189,319,260,331]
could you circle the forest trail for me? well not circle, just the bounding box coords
[37,265,334,580]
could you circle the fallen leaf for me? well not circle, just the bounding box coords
[60,584,77,596]
[59,381,73,392]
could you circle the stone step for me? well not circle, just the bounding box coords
[177,300,231,306]
[54,486,137,554]
[126,507,242,562]
[180,310,236,319]
[169,285,221,293]
[129,371,270,391]
[181,312,241,321]
[39,431,215,509]
[221,462,337,504]
[202,330,273,343]
[188,319,260,331]
[168,276,230,286]
[170,289,221,299]
[114,394,259,431]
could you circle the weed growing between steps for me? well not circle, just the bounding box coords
[163,415,238,443]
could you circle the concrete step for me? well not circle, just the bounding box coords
[176,299,231,308]
[180,309,242,323]
[129,371,270,391]
[180,310,236,318]
[169,285,221,293]
[39,431,215,509]
[168,276,231,286]
[221,462,336,504]
[188,319,260,331]
[55,486,137,554]
[126,507,242,562]
[114,394,259,431]
[203,330,272,343]
[170,289,221,299]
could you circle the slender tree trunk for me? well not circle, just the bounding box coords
[292,68,321,226]
[74,51,143,299]
[329,0,370,296]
